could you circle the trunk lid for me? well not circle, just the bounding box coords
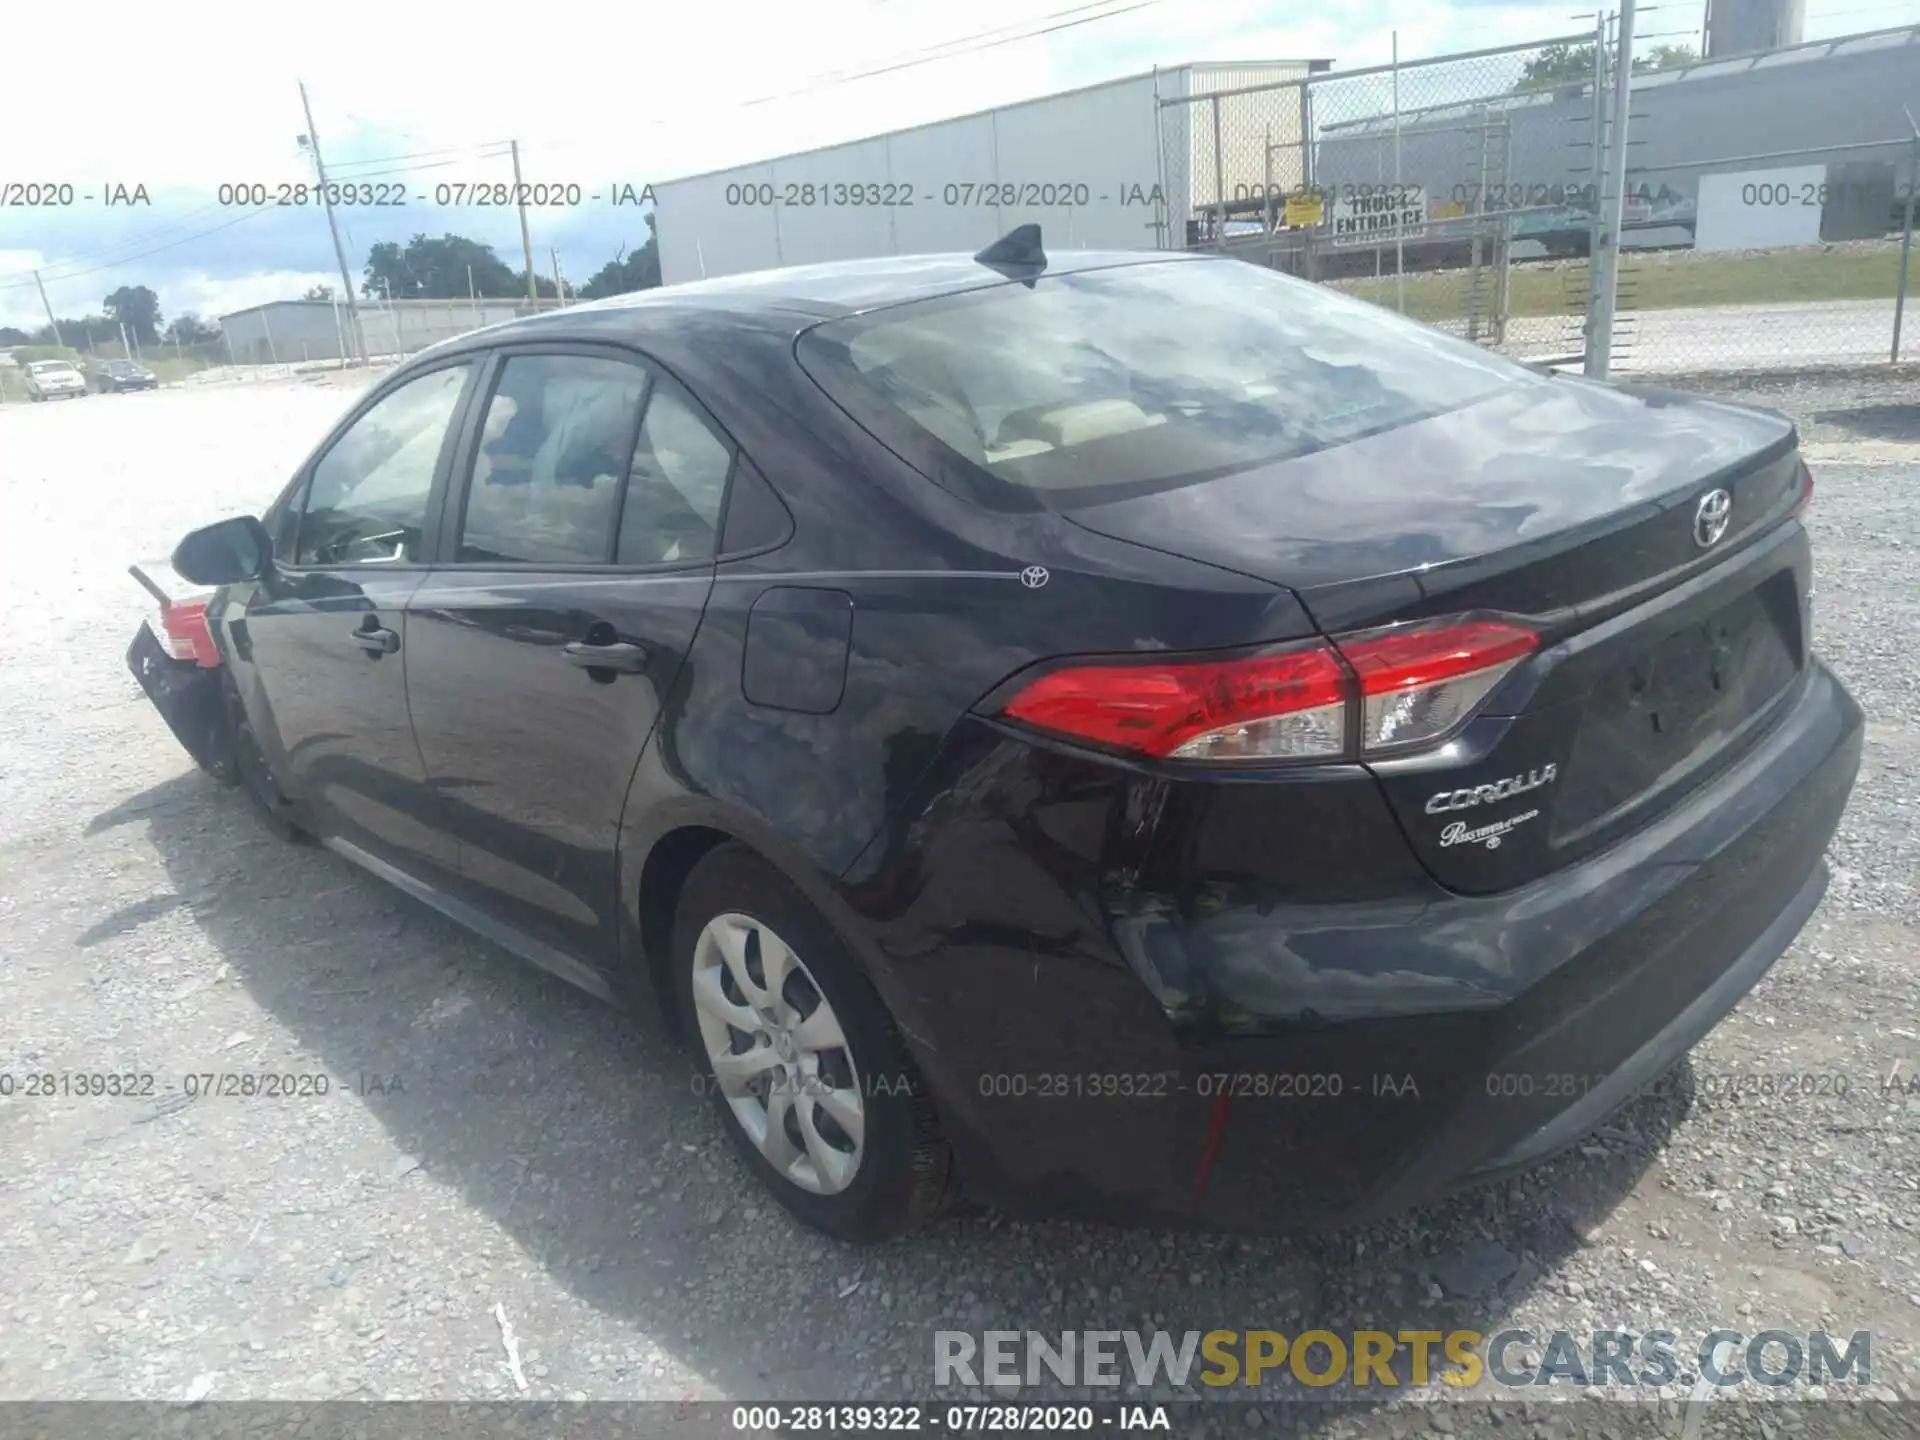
[1062,376,1799,629]
[1067,376,1813,894]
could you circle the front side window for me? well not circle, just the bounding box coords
[459,354,649,565]
[798,258,1540,506]
[295,363,470,565]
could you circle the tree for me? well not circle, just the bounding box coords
[579,213,662,300]
[1514,40,1698,91]
[0,326,28,346]
[103,285,162,344]
[30,314,122,348]
[302,284,335,301]
[1642,43,1698,69]
[166,313,221,345]
[362,233,523,300]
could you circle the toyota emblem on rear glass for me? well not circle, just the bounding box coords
[1021,566,1050,589]
[1693,488,1732,549]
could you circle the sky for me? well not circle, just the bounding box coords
[1,0,1913,332]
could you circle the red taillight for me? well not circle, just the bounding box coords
[1339,618,1539,753]
[998,616,1537,763]
[1001,641,1350,762]
[159,599,221,668]
[1796,459,1814,513]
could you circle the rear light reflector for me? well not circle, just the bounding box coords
[1796,458,1813,513]
[159,599,221,668]
[998,616,1537,764]
[1337,618,1539,753]
[1000,642,1350,762]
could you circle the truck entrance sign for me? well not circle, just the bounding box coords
[1328,186,1428,247]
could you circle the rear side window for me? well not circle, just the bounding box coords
[797,258,1539,506]
[615,381,732,566]
[459,354,648,564]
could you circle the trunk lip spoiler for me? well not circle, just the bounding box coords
[129,560,217,608]
[128,563,174,607]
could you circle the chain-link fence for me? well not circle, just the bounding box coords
[1157,23,1920,376]
[1158,35,1601,364]
[1596,27,1920,374]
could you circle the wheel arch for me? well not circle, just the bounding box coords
[617,796,935,1059]
[630,822,734,1027]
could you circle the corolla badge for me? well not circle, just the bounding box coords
[1424,763,1557,815]
[1693,488,1732,549]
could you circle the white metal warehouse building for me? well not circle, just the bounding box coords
[651,59,1331,286]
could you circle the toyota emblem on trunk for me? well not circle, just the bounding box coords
[1020,566,1050,589]
[1693,489,1732,549]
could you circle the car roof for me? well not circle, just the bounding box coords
[417,247,1212,359]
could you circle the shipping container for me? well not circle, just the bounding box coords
[1312,25,1919,255]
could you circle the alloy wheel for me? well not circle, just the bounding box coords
[690,912,865,1195]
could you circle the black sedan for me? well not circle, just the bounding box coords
[93,359,160,392]
[131,229,1861,1242]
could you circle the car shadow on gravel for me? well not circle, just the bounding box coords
[113,767,1686,1414]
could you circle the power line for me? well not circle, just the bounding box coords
[0,199,234,272]
[514,0,1173,147]
[328,141,513,174]
[0,205,285,292]
[743,0,1170,105]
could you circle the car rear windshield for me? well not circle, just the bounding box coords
[797,258,1539,506]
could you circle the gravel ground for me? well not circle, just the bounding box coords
[0,372,1915,1435]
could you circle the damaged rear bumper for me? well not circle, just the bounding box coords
[127,622,236,784]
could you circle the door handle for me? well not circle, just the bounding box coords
[353,626,400,654]
[563,640,647,673]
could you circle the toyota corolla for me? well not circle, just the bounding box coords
[129,230,1862,1242]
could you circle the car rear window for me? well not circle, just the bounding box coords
[797,258,1540,507]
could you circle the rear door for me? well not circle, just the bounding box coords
[404,345,732,964]
[235,358,479,878]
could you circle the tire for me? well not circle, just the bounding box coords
[671,843,952,1243]
[226,678,308,843]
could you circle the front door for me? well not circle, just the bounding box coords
[404,348,732,964]
[237,360,477,877]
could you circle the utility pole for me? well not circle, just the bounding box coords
[550,247,566,307]
[33,271,65,348]
[298,81,370,367]
[512,141,538,305]
[1587,0,1636,380]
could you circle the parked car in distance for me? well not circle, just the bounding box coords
[23,359,86,401]
[131,228,1861,1244]
[91,358,160,393]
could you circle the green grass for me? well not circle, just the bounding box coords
[1332,242,1909,321]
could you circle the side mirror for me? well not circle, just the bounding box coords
[172,515,272,586]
